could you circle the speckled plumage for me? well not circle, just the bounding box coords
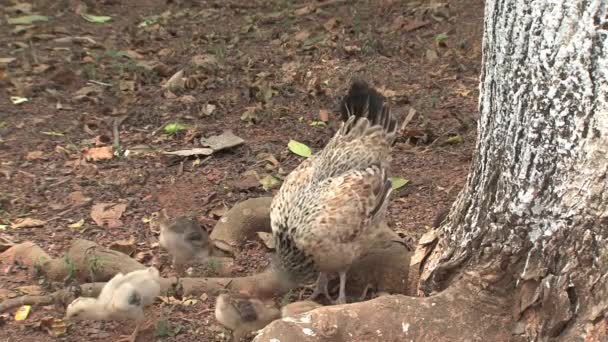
[270,80,397,303]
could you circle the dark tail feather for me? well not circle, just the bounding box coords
[340,80,398,144]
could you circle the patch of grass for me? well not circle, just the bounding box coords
[206,258,220,276]
[62,254,77,281]
[83,64,97,80]
[88,256,102,281]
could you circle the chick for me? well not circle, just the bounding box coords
[281,300,322,318]
[66,267,161,342]
[215,292,280,341]
[158,210,211,274]
[271,80,398,304]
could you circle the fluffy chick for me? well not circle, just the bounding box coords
[271,80,397,304]
[66,267,161,342]
[158,210,211,274]
[281,300,322,318]
[215,292,280,342]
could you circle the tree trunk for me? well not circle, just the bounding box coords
[420,0,608,339]
[255,1,607,341]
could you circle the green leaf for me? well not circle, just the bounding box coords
[309,121,327,127]
[445,135,464,144]
[435,32,449,44]
[259,175,281,191]
[81,14,112,23]
[138,16,160,27]
[7,15,49,25]
[389,176,409,190]
[288,140,312,158]
[163,123,191,135]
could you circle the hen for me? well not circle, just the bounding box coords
[215,292,280,341]
[65,267,161,342]
[271,80,397,304]
[158,210,211,275]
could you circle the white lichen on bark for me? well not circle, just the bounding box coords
[427,0,608,280]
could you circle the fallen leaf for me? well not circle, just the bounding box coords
[81,14,112,23]
[389,177,409,190]
[0,58,17,66]
[110,237,136,256]
[259,175,281,191]
[319,109,330,122]
[294,30,310,41]
[14,305,31,321]
[7,15,48,25]
[229,174,260,191]
[445,135,464,144]
[67,219,85,229]
[83,146,113,161]
[40,317,67,337]
[323,17,339,31]
[182,298,198,306]
[12,218,46,229]
[163,122,191,135]
[200,130,245,152]
[287,140,312,158]
[257,232,275,249]
[201,103,216,116]
[90,203,127,228]
[164,69,185,90]
[309,121,327,127]
[26,151,44,160]
[16,285,43,296]
[426,49,439,62]
[10,96,28,105]
[241,105,261,125]
[163,148,213,157]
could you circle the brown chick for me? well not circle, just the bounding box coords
[280,300,322,318]
[215,293,280,342]
[158,210,211,274]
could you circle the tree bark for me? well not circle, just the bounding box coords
[420,0,608,339]
[257,0,608,341]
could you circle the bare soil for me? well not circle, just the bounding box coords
[0,0,483,340]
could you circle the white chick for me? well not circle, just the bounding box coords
[215,292,280,342]
[158,210,211,275]
[66,267,161,342]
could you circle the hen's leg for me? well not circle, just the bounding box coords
[334,271,348,305]
[308,272,331,301]
[115,322,140,342]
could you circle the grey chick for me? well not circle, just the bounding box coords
[215,292,280,342]
[158,210,211,275]
[281,300,322,318]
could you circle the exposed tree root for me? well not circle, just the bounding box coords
[254,276,512,342]
[209,197,273,254]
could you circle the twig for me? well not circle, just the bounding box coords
[87,80,112,87]
[111,115,129,152]
[294,0,348,16]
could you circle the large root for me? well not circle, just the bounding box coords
[254,277,511,342]
[209,197,273,254]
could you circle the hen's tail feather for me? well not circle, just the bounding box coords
[339,80,398,145]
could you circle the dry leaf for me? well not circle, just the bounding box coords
[12,218,46,229]
[319,109,330,122]
[14,305,31,321]
[110,237,136,256]
[83,146,113,161]
[257,232,275,249]
[16,285,43,296]
[90,203,127,228]
[26,151,44,160]
[40,316,67,337]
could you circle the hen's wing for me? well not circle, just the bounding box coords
[300,165,392,245]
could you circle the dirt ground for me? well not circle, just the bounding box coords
[0,0,483,340]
